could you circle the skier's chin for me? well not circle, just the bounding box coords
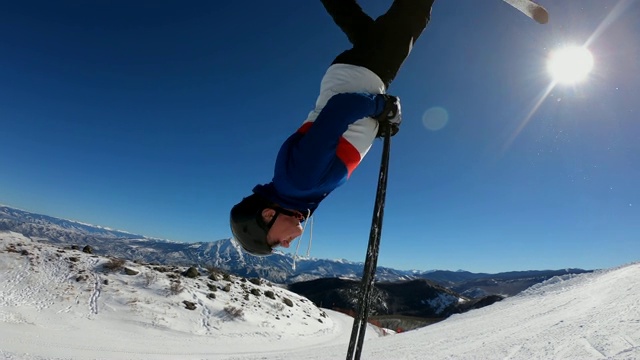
[279,240,292,248]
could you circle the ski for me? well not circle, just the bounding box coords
[502,0,549,24]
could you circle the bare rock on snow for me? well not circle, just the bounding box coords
[124,267,139,276]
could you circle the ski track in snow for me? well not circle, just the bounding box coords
[195,291,213,333]
[88,259,102,316]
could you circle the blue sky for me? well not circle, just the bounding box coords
[1,0,638,273]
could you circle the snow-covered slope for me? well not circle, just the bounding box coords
[0,231,378,359]
[364,262,640,359]
[1,231,638,359]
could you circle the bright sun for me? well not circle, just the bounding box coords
[547,46,594,85]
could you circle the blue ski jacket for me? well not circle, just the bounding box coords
[253,64,388,215]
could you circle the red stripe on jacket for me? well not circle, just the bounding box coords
[336,137,361,178]
[298,121,361,178]
[297,122,313,133]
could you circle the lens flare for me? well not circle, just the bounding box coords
[422,107,449,131]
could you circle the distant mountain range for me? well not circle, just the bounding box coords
[0,205,591,298]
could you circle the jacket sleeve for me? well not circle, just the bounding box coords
[285,92,386,185]
[297,92,385,152]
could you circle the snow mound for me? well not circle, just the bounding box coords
[0,231,376,359]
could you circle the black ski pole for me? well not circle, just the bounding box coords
[346,123,392,360]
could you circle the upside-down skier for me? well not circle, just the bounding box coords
[230,0,436,256]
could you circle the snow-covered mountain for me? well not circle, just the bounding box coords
[0,204,137,238]
[1,230,638,359]
[0,205,589,294]
[0,205,414,282]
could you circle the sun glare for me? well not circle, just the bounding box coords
[547,46,594,85]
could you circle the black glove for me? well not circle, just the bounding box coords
[374,95,402,138]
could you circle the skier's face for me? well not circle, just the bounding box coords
[262,208,304,249]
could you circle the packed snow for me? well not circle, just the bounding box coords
[1,231,638,359]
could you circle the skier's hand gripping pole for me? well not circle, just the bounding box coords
[375,95,402,138]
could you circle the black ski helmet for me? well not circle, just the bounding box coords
[230,193,273,256]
